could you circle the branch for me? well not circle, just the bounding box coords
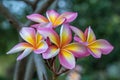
[0,2,22,31]
[34,0,55,13]
[23,0,39,10]
[57,69,69,75]
[23,0,33,6]
[32,0,40,10]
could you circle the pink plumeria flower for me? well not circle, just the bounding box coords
[71,26,114,58]
[37,24,88,69]
[27,10,77,28]
[7,27,48,60]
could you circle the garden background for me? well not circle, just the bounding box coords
[0,0,120,80]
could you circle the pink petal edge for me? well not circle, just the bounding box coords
[17,48,32,60]
[59,50,75,69]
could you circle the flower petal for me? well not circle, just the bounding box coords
[85,27,96,43]
[70,26,85,42]
[32,23,53,29]
[7,42,32,54]
[38,23,53,28]
[27,14,48,23]
[59,12,78,23]
[88,39,114,55]
[59,50,75,69]
[88,48,101,58]
[34,40,48,54]
[17,48,32,60]
[74,36,82,43]
[20,27,36,45]
[53,17,65,27]
[63,43,89,58]
[42,45,60,59]
[30,24,41,28]
[46,10,59,24]
[60,24,72,47]
[36,32,43,44]
[46,37,52,46]
[37,27,59,46]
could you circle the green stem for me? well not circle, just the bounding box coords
[53,74,58,80]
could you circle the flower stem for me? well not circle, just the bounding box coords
[53,74,58,80]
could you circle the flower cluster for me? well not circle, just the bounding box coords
[7,10,113,69]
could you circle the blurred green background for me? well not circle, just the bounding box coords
[0,0,120,80]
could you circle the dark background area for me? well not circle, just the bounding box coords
[0,0,120,80]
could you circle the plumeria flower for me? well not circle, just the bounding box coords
[37,24,88,69]
[27,10,77,28]
[7,27,48,60]
[71,26,114,58]
[66,65,82,80]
